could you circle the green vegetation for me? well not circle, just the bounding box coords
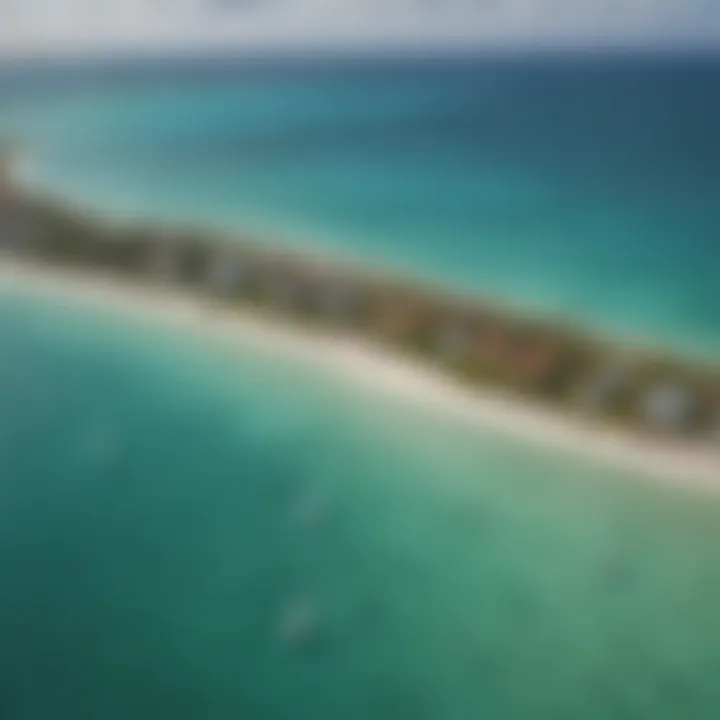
[1,182,719,445]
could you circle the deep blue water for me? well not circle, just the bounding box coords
[0,57,720,352]
[1,55,719,353]
[0,55,719,720]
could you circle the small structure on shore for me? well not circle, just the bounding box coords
[0,205,41,255]
[0,146,41,255]
[97,227,154,274]
[640,382,697,433]
[313,279,363,325]
[576,357,638,415]
[372,289,432,346]
[260,262,312,313]
[145,233,187,283]
[474,321,514,373]
[206,249,249,297]
[0,144,21,197]
[712,404,720,445]
[503,329,572,394]
[431,317,477,366]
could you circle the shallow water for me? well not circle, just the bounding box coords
[1,56,719,719]
[1,291,720,719]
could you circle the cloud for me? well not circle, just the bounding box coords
[0,0,718,55]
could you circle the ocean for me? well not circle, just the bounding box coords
[2,55,719,355]
[0,55,719,719]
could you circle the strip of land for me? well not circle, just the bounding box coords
[1,257,718,492]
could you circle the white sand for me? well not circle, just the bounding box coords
[0,257,718,493]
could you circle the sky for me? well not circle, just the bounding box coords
[0,0,718,56]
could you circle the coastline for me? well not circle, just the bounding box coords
[14,147,720,366]
[1,257,718,493]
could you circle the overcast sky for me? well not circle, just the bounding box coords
[0,0,718,56]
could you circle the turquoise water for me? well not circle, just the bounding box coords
[0,56,720,719]
[1,56,719,355]
[2,290,720,720]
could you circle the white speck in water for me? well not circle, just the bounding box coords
[277,599,321,648]
[79,425,123,470]
[292,490,332,530]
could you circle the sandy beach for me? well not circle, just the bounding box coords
[0,257,718,493]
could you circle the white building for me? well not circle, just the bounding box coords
[207,251,247,296]
[146,236,184,283]
[315,282,360,323]
[641,383,696,432]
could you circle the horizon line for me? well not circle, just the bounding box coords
[1,41,719,68]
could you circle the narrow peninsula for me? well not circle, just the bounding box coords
[0,149,718,488]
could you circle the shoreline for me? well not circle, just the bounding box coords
[1,257,718,493]
[15,155,720,367]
